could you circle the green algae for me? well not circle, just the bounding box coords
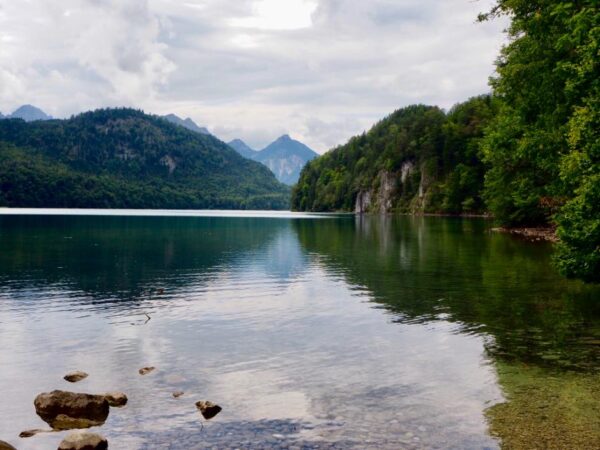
[486,362,600,449]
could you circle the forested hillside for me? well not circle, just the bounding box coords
[292,0,598,282]
[0,109,290,209]
[479,0,598,282]
[291,96,496,215]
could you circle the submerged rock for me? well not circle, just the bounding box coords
[0,440,17,450]
[19,429,54,438]
[138,367,155,376]
[195,400,222,420]
[103,392,128,407]
[64,371,89,383]
[34,390,109,430]
[58,431,108,450]
[172,391,184,398]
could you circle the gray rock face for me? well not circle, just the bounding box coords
[0,440,17,450]
[34,390,110,430]
[355,190,372,214]
[103,392,128,407]
[354,170,398,214]
[58,431,108,450]
[376,171,396,213]
[64,371,89,383]
[195,400,222,420]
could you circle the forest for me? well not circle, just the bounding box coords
[0,108,290,210]
[292,0,598,283]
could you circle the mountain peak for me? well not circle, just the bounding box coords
[9,104,52,122]
[163,113,210,135]
[228,139,256,159]
[253,135,318,185]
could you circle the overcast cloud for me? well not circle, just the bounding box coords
[0,0,507,152]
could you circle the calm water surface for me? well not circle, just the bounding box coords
[0,210,598,449]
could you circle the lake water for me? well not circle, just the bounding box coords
[0,210,598,449]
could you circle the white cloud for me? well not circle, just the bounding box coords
[230,0,318,30]
[0,0,507,152]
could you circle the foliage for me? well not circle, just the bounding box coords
[291,97,497,214]
[0,109,290,209]
[481,0,599,281]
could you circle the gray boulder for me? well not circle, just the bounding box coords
[58,431,107,450]
[34,390,109,430]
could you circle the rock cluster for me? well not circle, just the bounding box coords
[18,366,222,448]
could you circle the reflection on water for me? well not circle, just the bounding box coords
[0,212,598,449]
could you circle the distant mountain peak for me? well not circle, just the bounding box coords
[163,113,210,135]
[228,138,256,159]
[253,135,318,185]
[8,104,52,122]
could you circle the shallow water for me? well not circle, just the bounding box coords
[0,211,598,449]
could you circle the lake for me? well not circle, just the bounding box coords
[0,210,598,449]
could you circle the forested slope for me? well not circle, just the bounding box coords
[292,1,598,282]
[0,108,290,209]
[291,96,496,215]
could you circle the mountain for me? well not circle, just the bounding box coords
[228,135,318,185]
[0,108,290,209]
[291,96,497,213]
[254,135,318,185]
[8,104,52,121]
[227,139,256,159]
[162,113,210,135]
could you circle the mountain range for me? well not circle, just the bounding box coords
[1,105,318,186]
[157,113,318,185]
[0,108,290,209]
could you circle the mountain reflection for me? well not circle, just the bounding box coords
[0,215,307,309]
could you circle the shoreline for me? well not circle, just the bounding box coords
[490,226,558,242]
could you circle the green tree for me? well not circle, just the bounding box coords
[481,0,599,281]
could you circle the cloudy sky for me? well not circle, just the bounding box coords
[0,0,507,152]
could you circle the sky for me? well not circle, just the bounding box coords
[0,0,508,152]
